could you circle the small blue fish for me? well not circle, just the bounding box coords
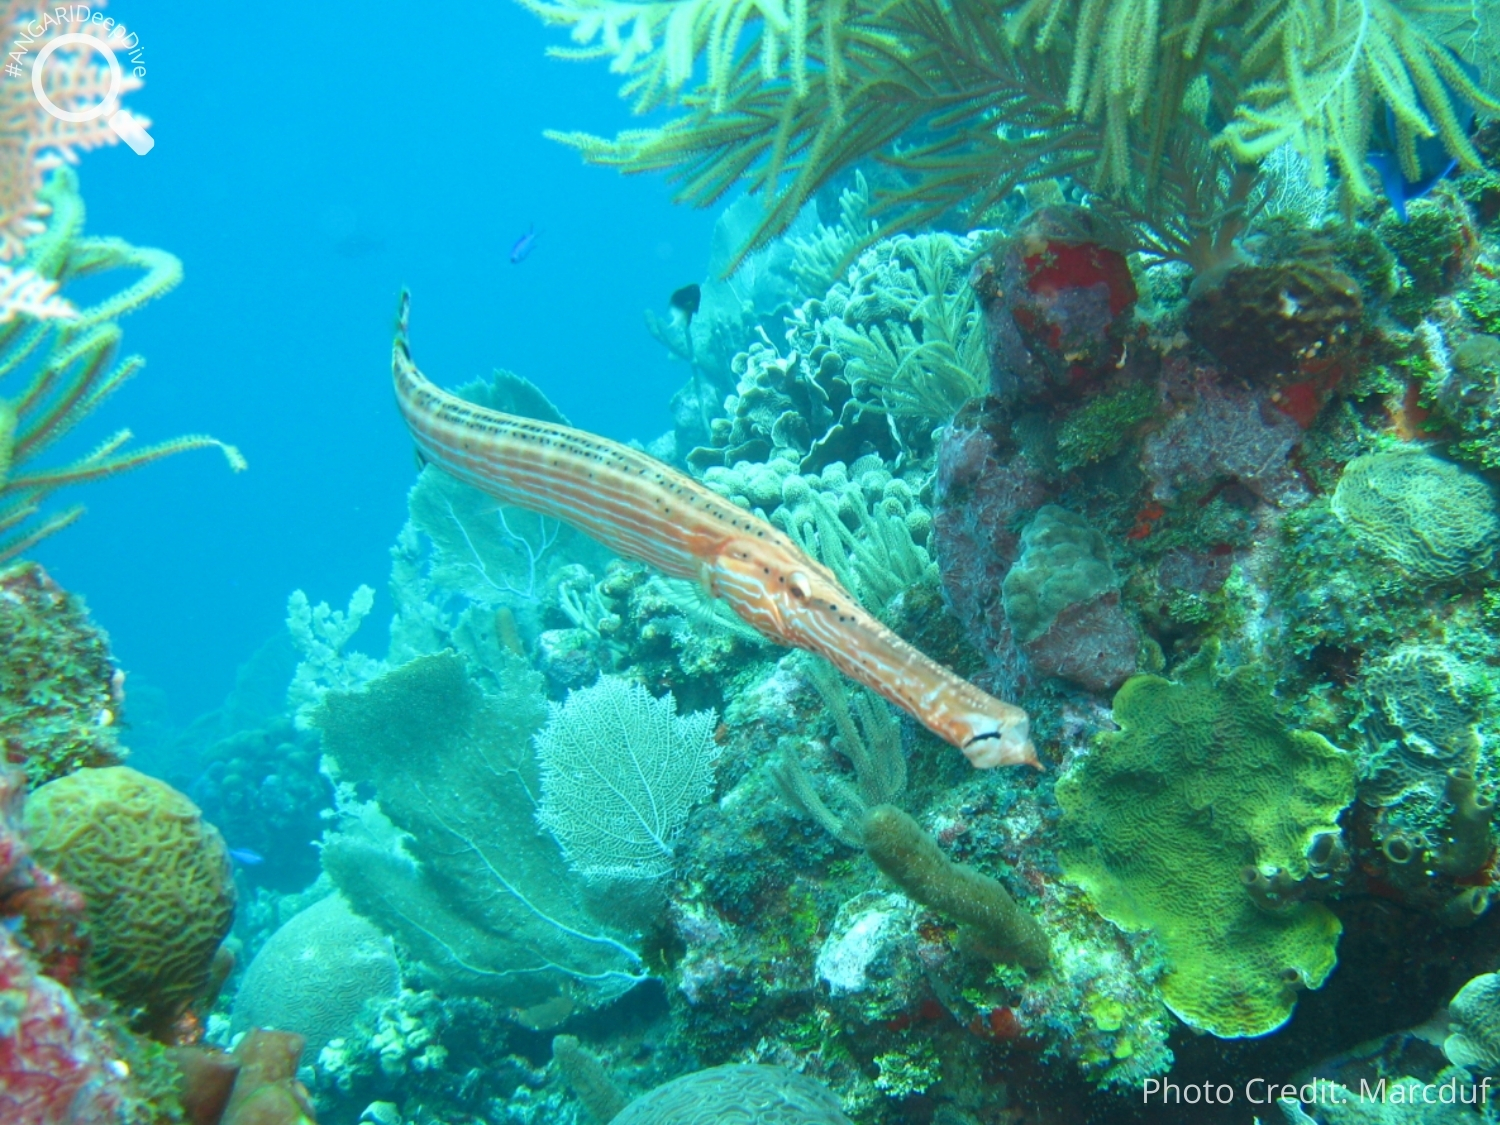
[510,224,539,264]
[1368,61,1478,223]
[228,848,264,866]
[1368,143,1458,224]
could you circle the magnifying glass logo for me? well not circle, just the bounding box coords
[31,32,153,156]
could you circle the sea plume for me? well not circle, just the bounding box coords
[1,1,148,261]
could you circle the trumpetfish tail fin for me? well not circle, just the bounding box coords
[390,296,1037,768]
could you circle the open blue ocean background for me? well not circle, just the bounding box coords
[32,0,717,726]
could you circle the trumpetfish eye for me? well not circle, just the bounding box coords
[787,571,812,599]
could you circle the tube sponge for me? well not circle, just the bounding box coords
[859,804,1050,969]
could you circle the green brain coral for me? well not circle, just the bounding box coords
[23,766,235,1038]
[1331,452,1499,582]
[611,1065,853,1125]
[1057,655,1355,1038]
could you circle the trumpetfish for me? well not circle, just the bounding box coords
[391,295,1036,769]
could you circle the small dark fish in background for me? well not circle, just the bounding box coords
[669,283,701,326]
[510,224,539,264]
[228,848,264,866]
[669,282,710,434]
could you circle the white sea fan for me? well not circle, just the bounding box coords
[0,262,75,323]
[535,676,720,882]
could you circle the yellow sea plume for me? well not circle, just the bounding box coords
[524,0,1500,270]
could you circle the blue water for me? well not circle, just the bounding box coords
[32,0,716,723]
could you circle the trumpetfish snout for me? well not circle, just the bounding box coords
[391,294,1037,769]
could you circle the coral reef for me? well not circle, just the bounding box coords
[23,765,236,1041]
[1056,655,1356,1037]
[185,84,1500,1123]
[0,561,125,788]
[230,895,400,1060]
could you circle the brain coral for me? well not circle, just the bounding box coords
[611,1064,853,1125]
[1445,972,1500,1073]
[1057,655,1355,1038]
[22,766,235,1038]
[1331,452,1499,581]
[231,894,400,1057]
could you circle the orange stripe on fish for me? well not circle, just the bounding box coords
[391,294,1036,769]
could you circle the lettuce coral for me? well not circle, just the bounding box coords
[22,766,236,1039]
[1331,451,1499,582]
[1056,656,1355,1038]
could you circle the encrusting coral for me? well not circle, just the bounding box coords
[0,560,125,788]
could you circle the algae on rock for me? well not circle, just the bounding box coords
[1056,654,1355,1038]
